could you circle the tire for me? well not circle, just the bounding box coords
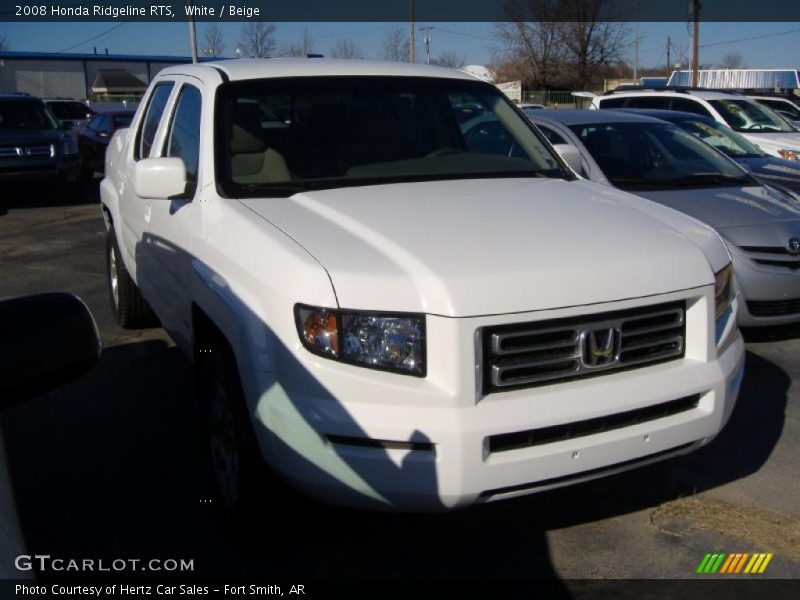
[197,344,270,533]
[106,228,156,329]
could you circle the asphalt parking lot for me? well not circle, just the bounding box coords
[0,181,798,583]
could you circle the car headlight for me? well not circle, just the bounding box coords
[61,137,78,156]
[295,305,425,376]
[715,262,733,322]
[777,149,800,161]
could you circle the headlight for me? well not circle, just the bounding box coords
[62,137,78,156]
[295,305,425,376]
[777,149,800,161]
[715,262,733,321]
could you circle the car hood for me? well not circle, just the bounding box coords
[633,184,800,229]
[745,132,800,154]
[0,130,62,145]
[239,178,721,317]
[737,156,800,193]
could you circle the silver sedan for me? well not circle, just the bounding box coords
[526,109,800,327]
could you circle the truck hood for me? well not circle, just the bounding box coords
[633,185,800,229]
[240,178,719,317]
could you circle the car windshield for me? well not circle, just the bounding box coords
[709,99,796,133]
[47,101,92,120]
[668,118,766,158]
[216,76,566,197]
[756,98,800,120]
[569,121,753,190]
[0,100,58,130]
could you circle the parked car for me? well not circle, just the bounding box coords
[100,58,743,514]
[76,110,135,177]
[0,95,81,185]
[529,109,800,327]
[0,293,101,578]
[591,88,800,161]
[748,95,800,127]
[617,108,800,195]
[42,98,95,132]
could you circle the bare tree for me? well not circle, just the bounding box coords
[557,0,631,89]
[719,52,747,69]
[496,0,631,89]
[280,26,315,57]
[330,38,363,59]
[202,23,225,57]
[431,51,466,69]
[238,22,277,58]
[381,26,410,62]
[495,0,565,88]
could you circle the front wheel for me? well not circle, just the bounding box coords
[106,229,156,328]
[198,347,272,531]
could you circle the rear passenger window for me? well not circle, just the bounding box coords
[136,82,174,160]
[164,85,202,186]
[670,98,713,117]
[598,97,627,109]
[627,97,668,109]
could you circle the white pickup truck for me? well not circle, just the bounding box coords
[100,58,745,514]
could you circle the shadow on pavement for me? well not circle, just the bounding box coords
[2,336,567,584]
[0,178,99,212]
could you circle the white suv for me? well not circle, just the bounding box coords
[100,59,744,513]
[592,88,800,160]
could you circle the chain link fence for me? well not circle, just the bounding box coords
[522,90,593,109]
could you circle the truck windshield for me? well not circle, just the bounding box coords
[0,100,58,131]
[709,99,796,133]
[216,76,568,197]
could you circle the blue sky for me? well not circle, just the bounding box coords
[2,21,800,71]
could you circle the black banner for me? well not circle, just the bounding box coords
[2,0,800,22]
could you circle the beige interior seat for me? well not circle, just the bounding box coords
[230,106,291,184]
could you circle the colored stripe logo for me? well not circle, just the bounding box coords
[696,553,773,574]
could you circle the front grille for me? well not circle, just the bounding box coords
[747,298,800,317]
[481,301,685,393]
[739,245,800,270]
[0,144,54,159]
[487,394,700,454]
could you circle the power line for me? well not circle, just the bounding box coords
[700,28,800,49]
[56,21,128,53]
[429,26,493,42]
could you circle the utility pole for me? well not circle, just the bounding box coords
[633,0,640,82]
[187,0,198,63]
[409,0,415,63]
[691,0,701,87]
[420,26,432,65]
[666,36,671,74]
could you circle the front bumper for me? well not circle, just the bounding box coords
[730,249,800,327]
[249,288,744,511]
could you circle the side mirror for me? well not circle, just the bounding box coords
[0,293,101,405]
[553,143,585,175]
[134,157,187,199]
[60,121,74,131]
